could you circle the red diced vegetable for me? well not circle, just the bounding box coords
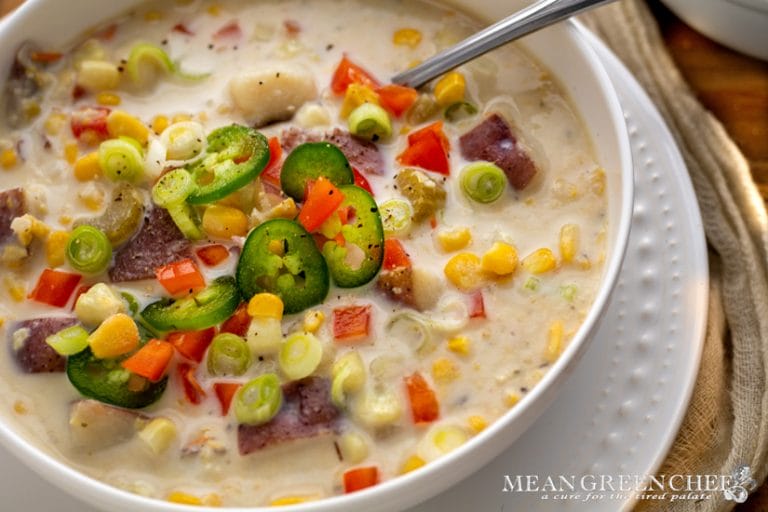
[178,363,206,404]
[220,302,250,337]
[213,21,242,42]
[284,19,301,35]
[408,121,450,151]
[343,466,380,493]
[28,269,82,308]
[96,24,117,41]
[468,290,486,319]
[398,122,450,176]
[168,327,216,363]
[155,258,206,296]
[333,305,371,343]
[196,244,230,267]
[405,372,439,424]
[298,177,345,232]
[331,55,381,95]
[377,84,418,117]
[382,238,411,271]
[213,382,242,415]
[172,23,194,35]
[70,106,110,144]
[70,284,92,311]
[121,339,175,382]
[30,52,63,63]
[352,167,373,195]
[260,136,283,188]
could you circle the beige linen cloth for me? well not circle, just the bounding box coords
[579,1,768,510]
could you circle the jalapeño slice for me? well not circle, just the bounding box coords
[236,219,329,314]
[280,142,353,201]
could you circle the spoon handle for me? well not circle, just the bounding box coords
[392,0,616,88]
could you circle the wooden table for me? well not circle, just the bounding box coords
[1,0,767,509]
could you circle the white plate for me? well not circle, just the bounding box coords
[0,28,708,512]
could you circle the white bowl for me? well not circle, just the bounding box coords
[0,1,633,511]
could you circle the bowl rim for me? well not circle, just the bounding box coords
[0,1,634,510]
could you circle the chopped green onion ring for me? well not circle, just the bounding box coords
[278,332,323,380]
[99,136,145,183]
[348,103,392,142]
[66,225,113,274]
[459,161,507,204]
[46,325,89,356]
[379,198,413,235]
[234,373,283,426]
[152,168,196,207]
[126,43,209,86]
[207,333,252,376]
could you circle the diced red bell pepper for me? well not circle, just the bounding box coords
[178,363,206,404]
[352,167,374,195]
[405,372,440,424]
[196,244,230,267]
[213,21,242,42]
[377,84,418,117]
[172,23,194,36]
[220,302,251,337]
[260,136,283,188]
[28,269,82,308]
[283,19,301,36]
[30,52,63,64]
[168,327,216,363]
[408,121,450,151]
[343,466,380,493]
[155,258,206,296]
[331,55,381,95]
[213,382,242,415]
[398,121,451,176]
[382,238,411,271]
[96,24,117,41]
[333,305,371,343]
[121,339,175,382]
[70,106,111,145]
[468,290,486,319]
[298,177,345,232]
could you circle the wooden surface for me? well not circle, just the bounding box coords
[1,0,768,509]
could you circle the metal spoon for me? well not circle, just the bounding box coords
[392,0,617,88]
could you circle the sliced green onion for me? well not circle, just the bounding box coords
[167,203,203,240]
[66,225,113,274]
[126,43,209,86]
[352,387,402,428]
[160,121,205,161]
[278,332,323,380]
[379,199,413,235]
[460,161,506,204]
[385,312,433,354]
[348,103,392,142]
[331,351,366,408]
[207,333,252,376]
[152,168,196,207]
[560,284,578,302]
[99,136,145,183]
[444,101,478,122]
[523,276,540,292]
[120,292,140,316]
[234,373,283,425]
[46,325,89,356]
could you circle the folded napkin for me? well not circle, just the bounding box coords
[581,1,768,510]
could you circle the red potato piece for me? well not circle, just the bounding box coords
[10,317,77,373]
[109,207,192,282]
[0,188,26,245]
[69,399,143,450]
[459,113,538,190]
[280,127,385,176]
[238,376,339,455]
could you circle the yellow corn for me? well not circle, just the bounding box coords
[88,313,140,359]
[436,227,471,252]
[11,214,49,246]
[434,72,466,107]
[44,112,67,136]
[393,28,422,48]
[1,245,28,269]
[64,142,79,165]
[247,293,284,320]
[481,241,519,277]
[505,393,521,408]
[590,168,606,196]
[144,10,163,21]
[79,185,105,211]
[467,415,487,433]
[73,152,102,181]
[138,417,178,455]
[207,4,221,16]
[576,256,592,271]
[45,231,70,268]
[544,320,564,364]
[340,83,380,119]
[337,432,369,464]
[96,92,121,106]
[106,110,149,145]
[432,357,460,383]
[444,252,483,291]
[172,113,192,124]
[202,205,249,238]
[203,494,222,507]
[447,335,471,356]
[270,496,317,506]
[151,115,169,135]
[0,148,18,169]
[77,60,120,92]
[522,248,557,274]
[303,310,325,333]
[559,224,580,263]
[13,400,27,415]
[167,492,202,505]
[4,276,26,302]
[400,455,426,474]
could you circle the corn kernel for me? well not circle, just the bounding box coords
[432,357,460,383]
[138,417,178,455]
[340,83,380,119]
[590,168,606,196]
[203,494,222,507]
[436,227,471,252]
[59,215,73,226]
[247,293,284,320]
[73,152,102,181]
[45,231,69,268]
[434,72,466,107]
[545,320,564,364]
[106,110,149,145]
[444,252,483,291]
[481,241,519,276]
[78,183,105,211]
[4,276,26,302]
[96,92,121,106]
[338,432,369,464]
[167,492,202,505]
[559,224,580,263]
[77,60,120,91]
[393,28,422,48]
[44,112,67,136]
[1,245,28,269]
[144,10,163,21]
[271,496,317,506]
[400,455,426,474]
[202,205,249,238]
[0,317,4,329]
[303,310,325,333]
[172,113,192,124]
[11,214,49,246]
[576,256,592,271]
[207,4,221,16]
[88,313,140,359]
[468,415,487,433]
[447,335,471,356]
[0,148,18,169]
[13,400,27,415]
[505,393,521,407]
[522,248,557,274]
[151,115,169,135]
[64,142,79,165]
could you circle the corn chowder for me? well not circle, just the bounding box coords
[0,0,607,506]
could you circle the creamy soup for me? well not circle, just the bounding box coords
[0,0,607,506]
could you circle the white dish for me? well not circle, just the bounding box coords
[0,27,706,512]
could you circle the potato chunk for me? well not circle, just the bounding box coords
[229,67,317,127]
